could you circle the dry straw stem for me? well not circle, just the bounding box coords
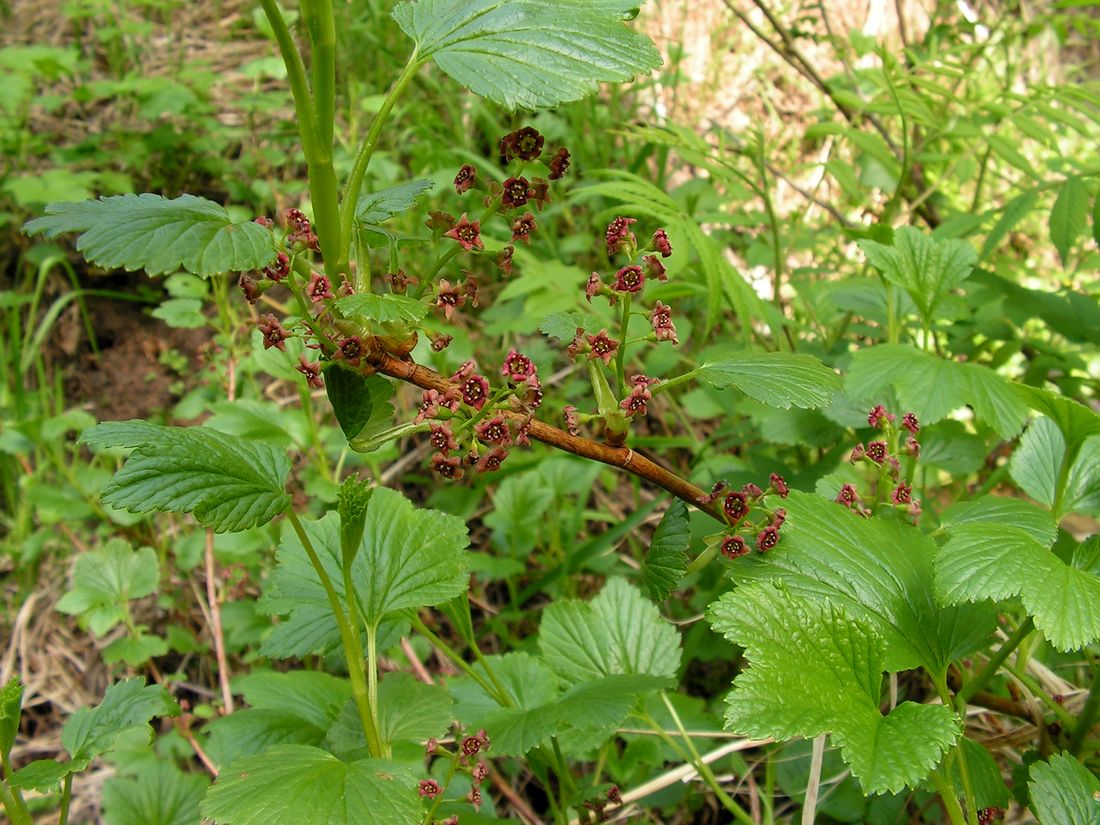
[368,351,727,524]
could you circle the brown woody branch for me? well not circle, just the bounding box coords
[368,351,728,525]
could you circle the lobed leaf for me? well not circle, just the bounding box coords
[56,539,160,636]
[102,762,208,825]
[936,523,1100,651]
[392,0,662,111]
[1028,752,1100,825]
[355,179,434,226]
[81,421,292,533]
[1010,416,1100,519]
[642,500,690,601]
[23,194,276,277]
[695,351,841,410]
[335,293,429,326]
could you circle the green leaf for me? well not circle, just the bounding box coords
[392,0,662,111]
[335,293,429,326]
[939,496,1057,546]
[949,739,1010,811]
[377,673,453,745]
[860,226,977,324]
[642,500,689,601]
[80,421,291,533]
[63,679,179,766]
[539,578,681,684]
[695,352,841,410]
[708,584,960,794]
[980,189,1038,261]
[201,745,420,825]
[539,311,590,343]
[102,762,208,825]
[936,523,1100,652]
[0,676,24,761]
[324,365,376,440]
[355,179,434,226]
[731,491,996,673]
[345,377,400,453]
[9,758,73,791]
[1028,753,1100,825]
[1050,176,1089,268]
[846,344,1027,438]
[205,710,327,768]
[151,297,207,329]
[1015,385,1100,466]
[1010,417,1100,518]
[56,539,160,636]
[103,632,169,666]
[23,194,276,277]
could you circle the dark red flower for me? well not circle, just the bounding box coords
[901,412,919,435]
[563,405,580,436]
[451,360,477,383]
[650,301,678,343]
[461,374,490,410]
[472,761,489,785]
[652,228,672,257]
[430,333,453,352]
[905,436,921,457]
[741,482,763,498]
[475,415,512,446]
[429,422,458,454]
[463,274,480,308]
[501,349,536,383]
[426,210,456,232]
[566,327,585,362]
[698,480,728,505]
[416,390,443,424]
[454,163,477,194]
[522,374,543,408]
[605,216,637,256]
[418,779,441,799]
[850,443,866,462]
[435,279,465,320]
[529,178,551,211]
[430,452,464,480]
[307,273,334,303]
[756,526,780,552]
[296,355,323,390]
[286,208,319,250]
[643,254,667,281]
[865,441,888,463]
[511,211,537,245]
[868,404,895,428]
[261,251,290,282]
[444,213,484,251]
[238,273,260,304]
[585,271,604,303]
[476,446,509,473]
[501,176,531,209]
[613,265,645,294]
[254,215,274,228]
[548,147,571,180]
[497,245,515,276]
[586,330,619,365]
[461,735,483,757]
[723,491,750,524]
[511,126,545,161]
[619,383,652,417]
[467,787,483,810]
[836,483,859,508]
[385,269,416,294]
[769,473,789,497]
[891,482,912,505]
[257,314,290,351]
[607,786,622,805]
[334,335,366,367]
[771,508,787,528]
[721,535,749,559]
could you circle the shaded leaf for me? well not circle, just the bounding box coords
[1028,753,1100,825]
[642,500,689,600]
[102,762,208,825]
[355,179,434,226]
[56,539,160,636]
[324,365,376,440]
[695,352,841,410]
[1050,176,1089,268]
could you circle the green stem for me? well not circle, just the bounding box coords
[956,617,1034,707]
[306,0,336,152]
[420,755,458,825]
[410,616,510,706]
[1069,662,1100,756]
[366,622,384,756]
[0,779,32,825]
[931,768,968,825]
[615,293,631,397]
[286,510,383,756]
[952,744,980,825]
[338,51,421,272]
[58,773,73,825]
[258,0,317,151]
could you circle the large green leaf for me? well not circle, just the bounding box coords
[355,179,434,226]
[24,194,275,277]
[102,762,208,825]
[1049,176,1089,269]
[63,679,179,765]
[335,294,429,326]
[642,500,689,601]
[860,226,976,324]
[731,491,996,673]
[392,0,662,111]
[56,539,160,636]
[939,496,1057,545]
[846,343,1027,438]
[1029,752,1100,825]
[709,584,960,794]
[1010,417,1100,519]
[324,366,377,440]
[81,422,292,533]
[1015,385,1100,470]
[201,746,420,825]
[694,352,841,410]
[936,523,1100,652]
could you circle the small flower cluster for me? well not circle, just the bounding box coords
[420,728,491,818]
[419,353,540,479]
[239,208,337,305]
[701,474,790,560]
[582,785,623,821]
[837,405,922,522]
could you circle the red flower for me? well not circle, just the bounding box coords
[529,178,551,211]
[756,526,780,553]
[501,176,532,209]
[891,482,912,505]
[416,389,443,424]
[585,271,604,303]
[286,208,319,250]
[501,349,536,383]
[296,355,323,390]
[333,335,367,367]
[454,163,477,194]
[476,446,509,473]
[461,735,483,757]
[721,535,749,559]
[652,228,673,257]
[904,436,921,457]
[548,147,571,180]
[771,508,787,528]
[426,210,455,232]
[461,374,491,410]
[836,483,859,508]
[472,761,489,785]
[261,251,290,282]
[418,779,441,799]
[643,254,667,281]
[444,213,484,251]
[430,452,464,480]
[429,422,458,454]
[619,386,651,417]
[238,273,260,304]
[435,278,466,320]
[475,415,512,446]
[868,404,895,428]
[769,473,789,497]
[511,126,545,160]
[586,330,619,365]
[865,441,888,463]
[901,412,919,435]
[613,265,645,294]
[497,245,515,276]
[451,360,477,383]
[307,273,334,302]
[384,269,415,294]
[650,301,678,343]
[723,491,750,524]
[741,482,763,498]
[511,211,537,245]
[430,333,453,352]
[257,314,290,351]
[605,216,637,256]
[566,327,585,362]
[563,405,580,436]
[698,480,728,505]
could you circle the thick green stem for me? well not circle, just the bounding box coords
[338,52,421,272]
[258,0,316,150]
[286,510,383,756]
[956,617,1034,707]
[58,773,73,825]
[931,768,969,825]
[1069,662,1100,756]
[0,779,33,825]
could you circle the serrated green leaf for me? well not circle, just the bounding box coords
[1015,385,1100,463]
[23,194,275,277]
[151,297,207,329]
[205,709,327,768]
[200,745,420,825]
[860,226,977,324]
[324,365,376,440]
[103,632,169,666]
[238,671,351,731]
[345,376,399,453]
[9,758,73,791]
[1,677,24,761]
[940,496,1057,545]
[695,352,840,410]
[732,491,996,673]
[377,673,452,745]
[1050,176,1089,268]
[102,762,209,825]
[63,679,179,765]
[1010,417,1100,519]
[392,0,662,111]
[539,311,589,343]
[539,578,680,684]
[1028,753,1100,825]
[56,539,160,636]
[355,179,434,226]
[642,500,689,600]
[335,293,429,325]
[709,584,959,793]
[80,421,291,533]
[936,523,1100,651]
[949,739,1010,811]
[980,190,1038,261]
[846,344,1027,438]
